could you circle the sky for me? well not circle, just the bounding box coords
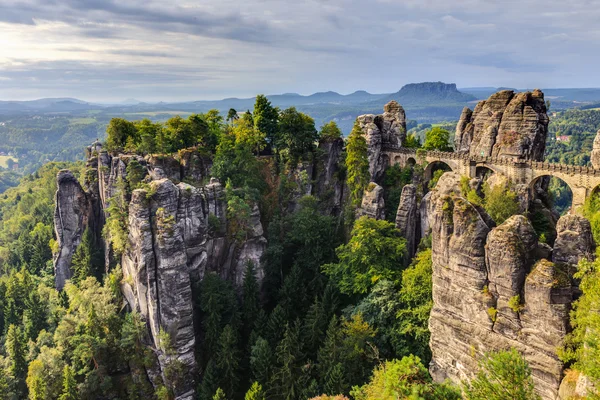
[1,0,600,102]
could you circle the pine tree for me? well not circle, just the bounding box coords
[23,290,47,341]
[3,298,17,334]
[324,363,347,396]
[198,360,219,400]
[58,365,78,400]
[317,317,342,381]
[270,322,305,400]
[6,324,27,398]
[266,305,287,346]
[250,337,273,387]
[216,325,240,397]
[212,388,226,400]
[302,297,327,357]
[245,381,265,400]
[242,261,260,342]
[345,120,370,206]
[71,227,102,283]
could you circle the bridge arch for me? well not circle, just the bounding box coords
[424,160,453,182]
[529,175,574,215]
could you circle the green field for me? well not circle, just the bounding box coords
[0,156,18,168]
[69,117,97,125]
[124,111,192,117]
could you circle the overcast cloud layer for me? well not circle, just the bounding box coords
[1,0,600,101]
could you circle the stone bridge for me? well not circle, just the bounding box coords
[384,147,600,210]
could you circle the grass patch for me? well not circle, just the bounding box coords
[0,156,18,168]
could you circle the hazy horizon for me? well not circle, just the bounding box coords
[2,0,600,102]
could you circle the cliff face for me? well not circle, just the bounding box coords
[455,89,549,161]
[357,100,407,183]
[427,172,594,400]
[53,137,346,398]
[54,145,266,399]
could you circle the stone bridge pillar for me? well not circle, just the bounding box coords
[572,187,588,212]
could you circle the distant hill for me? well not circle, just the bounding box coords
[385,82,477,105]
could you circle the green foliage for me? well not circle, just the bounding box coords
[583,192,600,243]
[508,295,524,313]
[216,325,241,397]
[319,121,342,142]
[351,355,461,400]
[487,307,498,322]
[422,127,452,151]
[382,164,413,222]
[323,217,406,295]
[463,348,540,400]
[561,258,600,394]
[545,109,600,166]
[212,388,226,400]
[71,227,103,284]
[102,179,129,256]
[482,183,520,224]
[250,337,273,388]
[198,273,239,361]
[125,158,146,190]
[212,129,263,191]
[105,113,222,155]
[428,169,445,189]
[6,324,27,397]
[277,107,318,163]
[397,248,433,362]
[345,121,370,207]
[58,365,78,400]
[245,381,266,400]
[403,133,421,149]
[253,95,279,146]
[270,322,306,400]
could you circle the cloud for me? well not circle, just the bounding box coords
[0,0,599,101]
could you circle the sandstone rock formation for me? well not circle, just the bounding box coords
[455,90,548,161]
[427,172,593,400]
[357,183,385,220]
[395,184,418,262]
[553,214,595,266]
[315,137,346,215]
[591,129,600,169]
[53,139,347,398]
[54,170,92,290]
[357,101,407,182]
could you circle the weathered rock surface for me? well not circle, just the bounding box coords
[553,214,595,266]
[591,130,600,169]
[427,172,584,400]
[357,183,385,220]
[454,107,474,153]
[53,170,91,290]
[53,139,348,398]
[457,90,548,161]
[396,184,418,262]
[357,101,407,182]
[315,137,346,215]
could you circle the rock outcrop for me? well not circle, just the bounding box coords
[53,139,347,398]
[427,172,592,400]
[357,183,385,220]
[395,184,418,262]
[591,129,600,169]
[455,90,548,161]
[357,101,407,182]
[53,170,92,290]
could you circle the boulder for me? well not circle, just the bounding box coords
[553,214,595,266]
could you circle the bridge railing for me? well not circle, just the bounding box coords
[384,146,600,176]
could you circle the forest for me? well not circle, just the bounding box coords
[0,94,598,400]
